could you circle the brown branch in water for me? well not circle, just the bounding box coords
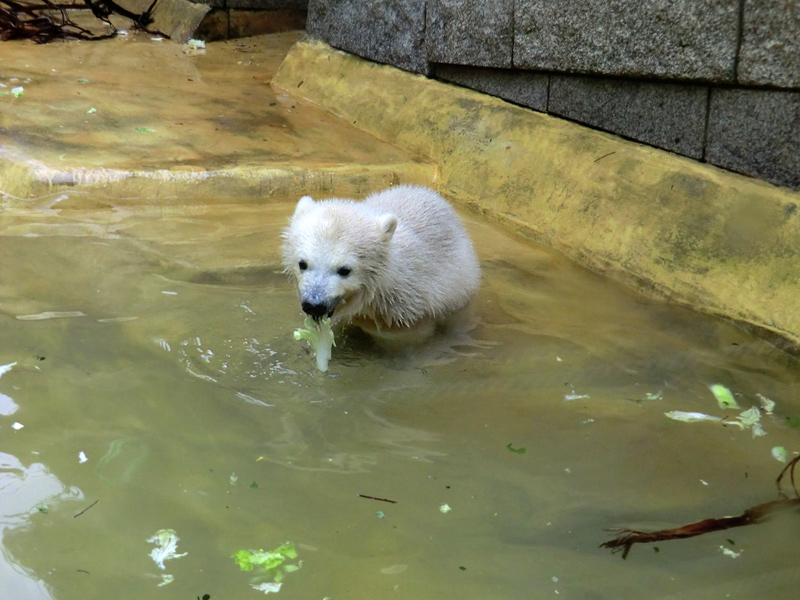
[0,0,167,43]
[601,455,800,559]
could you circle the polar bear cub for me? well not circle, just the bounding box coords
[281,185,481,343]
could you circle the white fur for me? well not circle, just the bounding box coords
[281,185,481,335]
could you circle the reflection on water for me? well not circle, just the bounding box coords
[1,191,800,599]
[0,452,83,600]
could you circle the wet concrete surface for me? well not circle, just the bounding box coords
[0,31,434,200]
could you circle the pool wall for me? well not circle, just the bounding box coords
[273,38,800,354]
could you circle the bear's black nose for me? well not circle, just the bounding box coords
[301,301,329,318]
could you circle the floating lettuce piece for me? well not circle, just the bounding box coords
[666,405,767,436]
[737,406,761,427]
[709,384,739,410]
[756,393,776,414]
[293,315,335,372]
[147,529,187,569]
[665,411,727,424]
[232,543,300,585]
[772,446,788,463]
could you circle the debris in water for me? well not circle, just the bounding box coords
[232,543,301,592]
[772,446,788,463]
[601,455,800,559]
[719,545,741,558]
[147,529,187,570]
[709,384,739,410]
[293,315,335,372]
[440,504,452,513]
[664,411,724,424]
[78,451,88,463]
[73,499,99,518]
[358,494,397,504]
[665,405,767,436]
[756,393,776,414]
[506,443,526,454]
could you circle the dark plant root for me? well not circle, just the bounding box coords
[601,455,800,559]
[1,0,167,43]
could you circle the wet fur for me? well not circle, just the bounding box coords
[281,185,481,342]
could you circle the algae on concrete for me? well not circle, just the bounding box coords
[272,39,800,353]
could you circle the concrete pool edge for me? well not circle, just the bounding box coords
[0,146,435,204]
[273,38,800,355]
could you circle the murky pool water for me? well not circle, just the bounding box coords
[1,192,799,599]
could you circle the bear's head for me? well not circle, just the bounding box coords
[281,196,398,324]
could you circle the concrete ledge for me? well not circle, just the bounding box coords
[273,39,800,353]
[0,149,434,205]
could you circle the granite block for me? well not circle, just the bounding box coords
[426,0,513,68]
[435,64,548,111]
[228,9,306,37]
[707,89,800,190]
[195,9,228,40]
[548,75,708,158]
[307,0,428,74]
[738,0,800,88]
[514,0,739,82]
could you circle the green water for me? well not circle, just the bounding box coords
[1,193,799,599]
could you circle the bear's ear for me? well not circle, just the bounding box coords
[377,214,398,240]
[294,196,315,217]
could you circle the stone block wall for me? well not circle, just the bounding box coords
[192,0,307,41]
[305,0,800,191]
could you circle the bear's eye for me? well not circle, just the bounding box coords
[337,266,351,277]
[298,260,308,271]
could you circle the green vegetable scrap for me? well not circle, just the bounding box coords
[232,543,301,588]
[136,127,155,133]
[709,384,739,410]
[772,446,788,463]
[293,315,335,372]
[665,405,767,437]
[506,443,526,454]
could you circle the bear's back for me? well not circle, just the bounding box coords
[362,185,481,322]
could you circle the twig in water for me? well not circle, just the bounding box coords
[601,455,800,558]
[73,499,99,518]
[358,494,397,504]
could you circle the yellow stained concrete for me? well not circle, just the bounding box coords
[0,32,433,202]
[273,39,800,353]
